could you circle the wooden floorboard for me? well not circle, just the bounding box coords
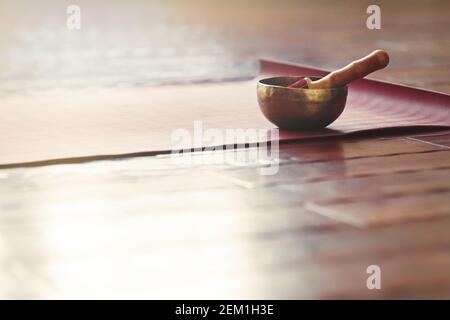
[0,132,449,298]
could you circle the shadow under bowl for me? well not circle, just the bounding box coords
[257,76,348,131]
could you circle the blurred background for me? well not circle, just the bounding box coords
[0,0,449,96]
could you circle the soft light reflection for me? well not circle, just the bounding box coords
[0,157,267,299]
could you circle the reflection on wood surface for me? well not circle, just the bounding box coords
[0,132,449,299]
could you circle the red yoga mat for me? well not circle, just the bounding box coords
[259,59,450,141]
[1,59,449,168]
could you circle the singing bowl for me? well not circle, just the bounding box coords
[257,76,348,130]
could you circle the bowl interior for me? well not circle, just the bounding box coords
[259,76,322,88]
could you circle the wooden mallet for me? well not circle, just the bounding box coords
[289,49,390,89]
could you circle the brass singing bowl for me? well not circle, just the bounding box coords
[257,76,348,130]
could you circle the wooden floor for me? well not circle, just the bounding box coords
[0,0,449,299]
[0,130,449,299]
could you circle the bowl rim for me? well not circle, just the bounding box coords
[257,76,348,92]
